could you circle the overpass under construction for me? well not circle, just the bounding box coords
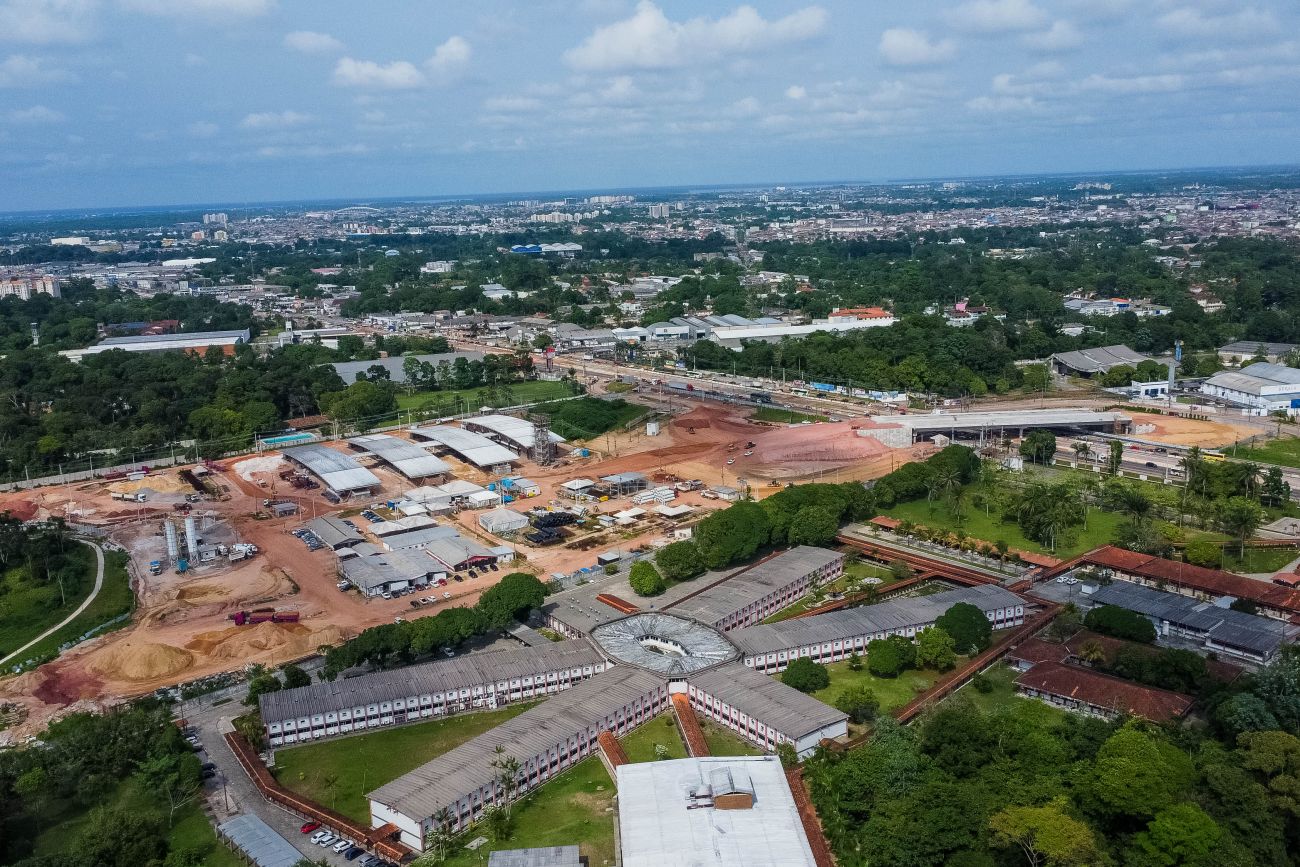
[858,409,1132,448]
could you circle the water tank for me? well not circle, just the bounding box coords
[184,516,199,561]
[164,520,179,561]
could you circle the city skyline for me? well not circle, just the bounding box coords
[2,0,1300,209]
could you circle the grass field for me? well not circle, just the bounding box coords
[0,543,97,660]
[274,704,538,823]
[620,716,687,762]
[808,658,947,714]
[396,379,574,413]
[883,496,1126,559]
[699,721,765,757]
[750,406,827,424]
[2,546,135,667]
[1220,546,1300,573]
[1226,437,1300,469]
[442,756,615,867]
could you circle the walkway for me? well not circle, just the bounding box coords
[671,693,710,757]
[0,540,104,667]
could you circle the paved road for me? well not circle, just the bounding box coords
[0,540,104,667]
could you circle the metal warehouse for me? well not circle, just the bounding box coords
[670,546,845,629]
[687,663,848,756]
[281,443,380,494]
[348,434,452,481]
[463,414,566,452]
[409,425,519,468]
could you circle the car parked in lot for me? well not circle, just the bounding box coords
[309,831,330,844]
[345,847,366,860]
[300,821,321,834]
[317,833,338,847]
[333,838,354,853]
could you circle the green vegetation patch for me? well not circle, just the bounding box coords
[533,396,645,441]
[274,703,537,823]
[808,658,944,713]
[1226,437,1300,469]
[441,755,615,867]
[397,378,574,413]
[699,721,765,757]
[751,406,827,424]
[0,542,98,661]
[619,715,688,763]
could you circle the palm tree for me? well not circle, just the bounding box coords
[1073,441,1093,465]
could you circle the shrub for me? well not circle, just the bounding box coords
[971,673,994,693]
[1184,540,1222,569]
[781,657,830,693]
[628,561,666,597]
[1084,604,1157,644]
[935,602,993,654]
[834,685,879,723]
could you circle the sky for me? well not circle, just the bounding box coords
[2,0,1300,210]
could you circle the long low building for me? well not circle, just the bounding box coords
[1200,362,1300,414]
[1087,581,1292,663]
[1051,344,1152,376]
[282,443,381,495]
[368,667,670,848]
[348,434,452,481]
[59,328,251,362]
[1056,545,1300,620]
[858,409,1133,447]
[686,663,848,757]
[1015,661,1193,722]
[464,414,565,452]
[409,424,520,469]
[668,546,845,630]
[260,641,610,746]
[732,584,1025,672]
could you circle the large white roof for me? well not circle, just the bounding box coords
[349,433,451,479]
[465,414,566,450]
[409,425,519,467]
[617,757,818,867]
[282,443,380,492]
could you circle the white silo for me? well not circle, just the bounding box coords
[184,516,200,561]
[164,520,179,561]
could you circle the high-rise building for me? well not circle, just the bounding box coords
[0,273,61,300]
[648,203,670,219]
[202,212,229,225]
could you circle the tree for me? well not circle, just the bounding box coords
[1262,466,1291,507]
[475,572,546,628]
[318,378,397,430]
[1108,439,1124,476]
[244,663,283,706]
[916,627,957,671]
[782,657,830,693]
[867,636,914,678]
[1072,440,1093,464]
[1019,430,1057,464]
[628,560,666,597]
[693,501,770,569]
[654,540,705,581]
[135,752,202,827]
[1084,726,1195,819]
[1084,604,1157,643]
[835,685,880,723]
[281,663,311,689]
[70,806,167,867]
[935,602,993,654]
[787,505,840,546]
[1184,540,1222,568]
[988,798,1101,867]
[1127,804,1223,867]
[1217,496,1265,558]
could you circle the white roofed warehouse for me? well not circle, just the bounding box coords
[348,433,452,481]
[479,508,529,536]
[1200,362,1300,414]
[464,414,566,452]
[409,425,520,469]
[282,443,380,496]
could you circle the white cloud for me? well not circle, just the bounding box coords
[878,28,956,66]
[0,0,97,44]
[239,109,312,129]
[332,57,425,89]
[785,84,806,100]
[187,120,218,137]
[484,95,543,112]
[565,1,826,70]
[1157,6,1276,41]
[965,94,1039,113]
[950,0,1048,33]
[0,53,74,86]
[1023,20,1082,51]
[119,0,273,19]
[1079,72,1184,93]
[284,30,344,54]
[729,96,761,117]
[426,35,470,77]
[9,104,65,124]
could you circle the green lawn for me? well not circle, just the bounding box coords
[807,659,946,714]
[1226,437,1300,469]
[700,721,765,757]
[442,756,616,867]
[0,543,97,661]
[396,379,575,413]
[1220,546,1300,574]
[751,406,827,424]
[620,715,687,763]
[274,703,538,823]
[2,547,135,669]
[883,497,1125,559]
[955,663,1066,725]
[762,562,902,624]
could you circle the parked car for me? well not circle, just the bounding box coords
[333,839,354,853]
[317,833,338,847]
[358,857,380,867]
[300,821,320,834]
[309,831,330,844]
[345,847,366,861]
[489,562,499,571]
[419,597,432,605]
[381,591,392,600]
[200,768,216,780]
[442,591,452,600]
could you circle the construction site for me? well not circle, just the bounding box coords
[0,390,1262,741]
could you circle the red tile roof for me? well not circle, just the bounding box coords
[869,515,902,530]
[1015,661,1194,722]
[597,730,629,770]
[1070,545,1300,613]
[596,593,640,614]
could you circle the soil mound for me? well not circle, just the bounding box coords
[87,641,194,682]
[188,622,347,664]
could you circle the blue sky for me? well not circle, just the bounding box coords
[2,0,1299,209]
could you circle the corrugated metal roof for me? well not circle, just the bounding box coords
[731,584,1022,656]
[217,814,303,867]
[1052,344,1150,374]
[409,425,520,467]
[349,434,452,479]
[590,613,740,675]
[368,666,665,821]
[689,663,846,742]
[669,547,844,626]
[283,443,381,492]
[1088,581,1288,654]
[260,640,608,723]
[465,414,565,450]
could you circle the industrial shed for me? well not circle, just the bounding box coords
[282,443,380,495]
[1051,344,1152,376]
[348,434,452,481]
[479,508,530,536]
[409,425,519,468]
[464,414,566,452]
